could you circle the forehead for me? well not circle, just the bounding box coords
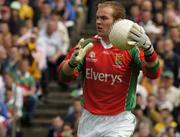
[96,6,114,17]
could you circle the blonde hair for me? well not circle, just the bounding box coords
[97,1,126,21]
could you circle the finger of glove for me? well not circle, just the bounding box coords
[133,23,146,34]
[77,38,85,48]
[130,27,142,37]
[133,23,143,32]
[127,40,137,46]
[82,43,93,53]
[140,26,145,33]
[128,32,140,42]
[76,43,93,61]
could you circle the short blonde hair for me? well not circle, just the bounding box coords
[97,1,126,21]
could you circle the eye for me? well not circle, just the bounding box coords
[101,16,108,20]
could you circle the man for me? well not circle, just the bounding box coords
[58,1,160,137]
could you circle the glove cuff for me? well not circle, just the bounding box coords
[68,61,77,68]
[143,45,154,56]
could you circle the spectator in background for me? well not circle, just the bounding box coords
[47,116,64,137]
[19,0,34,20]
[38,17,66,81]
[51,12,70,55]
[169,26,180,54]
[174,107,180,137]
[0,102,7,119]
[136,79,148,109]
[9,1,25,35]
[141,0,152,11]
[54,0,76,23]
[0,46,6,103]
[134,122,153,137]
[38,1,52,29]
[133,105,153,133]
[0,21,10,35]
[154,108,177,136]
[65,97,82,133]
[153,12,165,35]
[162,38,180,87]
[164,8,180,35]
[155,37,165,58]
[144,94,163,125]
[160,70,180,108]
[3,47,20,80]
[16,58,37,126]
[128,4,141,23]
[152,0,164,14]
[72,0,86,34]
[0,115,7,137]
[0,0,6,7]
[156,87,173,112]
[0,6,11,22]
[61,122,74,137]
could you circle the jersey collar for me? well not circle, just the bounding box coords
[95,35,113,49]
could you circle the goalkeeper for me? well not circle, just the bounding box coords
[58,1,160,137]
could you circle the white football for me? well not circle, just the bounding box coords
[109,19,135,50]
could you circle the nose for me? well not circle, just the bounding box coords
[96,18,102,25]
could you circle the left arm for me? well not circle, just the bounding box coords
[128,23,161,79]
[141,48,160,79]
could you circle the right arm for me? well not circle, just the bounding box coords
[58,49,79,83]
[58,39,93,83]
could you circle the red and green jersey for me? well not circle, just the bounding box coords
[59,36,160,115]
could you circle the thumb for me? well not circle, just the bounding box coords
[76,43,93,61]
[79,38,85,48]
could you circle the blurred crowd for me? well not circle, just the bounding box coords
[0,0,179,137]
[0,0,91,136]
[126,0,180,136]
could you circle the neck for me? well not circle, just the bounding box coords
[102,36,111,44]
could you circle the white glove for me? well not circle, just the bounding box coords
[68,38,93,68]
[128,23,154,55]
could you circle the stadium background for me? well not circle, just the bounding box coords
[0,0,179,137]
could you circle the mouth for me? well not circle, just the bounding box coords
[97,26,103,32]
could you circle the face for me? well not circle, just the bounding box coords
[142,11,151,23]
[4,74,13,87]
[96,6,114,39]
[19,60,29,73]
[47,20,57,35]
[130,5,140,17]
[157,88,166,100]
[164,39,174,52]
[170,28,179,40]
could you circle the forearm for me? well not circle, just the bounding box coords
[58,60,77,82]
[61,60,75,76]
[143,47,160,79]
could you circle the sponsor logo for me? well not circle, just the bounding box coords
[86,68,122,85]
[86,51,97,62]
[89,51,95,59]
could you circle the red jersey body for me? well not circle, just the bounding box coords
[59,36,160,115]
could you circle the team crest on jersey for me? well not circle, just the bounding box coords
[115,54,123,65]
